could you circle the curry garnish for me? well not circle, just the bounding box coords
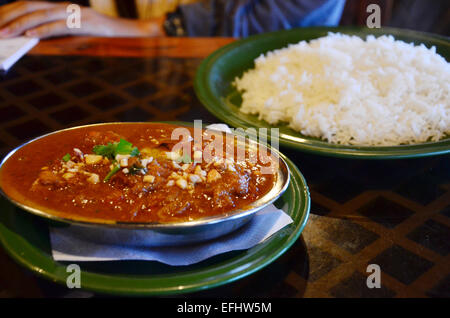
[93,138,140,160]
[62,153,71,162]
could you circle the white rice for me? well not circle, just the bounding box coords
[233,33,450,146]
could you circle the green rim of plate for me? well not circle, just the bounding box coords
[0,153,310,296]
[194,26,450,159]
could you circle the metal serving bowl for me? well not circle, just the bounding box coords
[0,123,290,246]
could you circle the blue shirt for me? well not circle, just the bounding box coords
[179,0,346,37]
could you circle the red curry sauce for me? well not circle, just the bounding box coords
[0,123,277,223]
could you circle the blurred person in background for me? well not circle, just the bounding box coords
[0,0,346,38]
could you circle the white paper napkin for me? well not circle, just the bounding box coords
[0,37,39,71]
[50,204,292,266]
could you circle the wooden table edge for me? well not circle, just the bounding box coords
[29,36,236,58]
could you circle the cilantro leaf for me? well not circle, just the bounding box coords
[130,147,140,157]
[115,139,134,155]
[93,139,140,160]
[103,164,121,182]
[62,153,71,162]
[93,143,116,160]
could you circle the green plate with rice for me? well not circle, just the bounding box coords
[194,26,450,159]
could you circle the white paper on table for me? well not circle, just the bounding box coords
[0,37,39,71]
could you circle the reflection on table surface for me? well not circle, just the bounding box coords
[0,46,449,298]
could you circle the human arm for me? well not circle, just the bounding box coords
[0,1,165,39]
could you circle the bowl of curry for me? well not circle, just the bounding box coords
[0,122,290,246]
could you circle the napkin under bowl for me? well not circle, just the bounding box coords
[50,204,293,266]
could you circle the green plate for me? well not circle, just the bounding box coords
[0,153,309,296]
[195,26,450,159]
